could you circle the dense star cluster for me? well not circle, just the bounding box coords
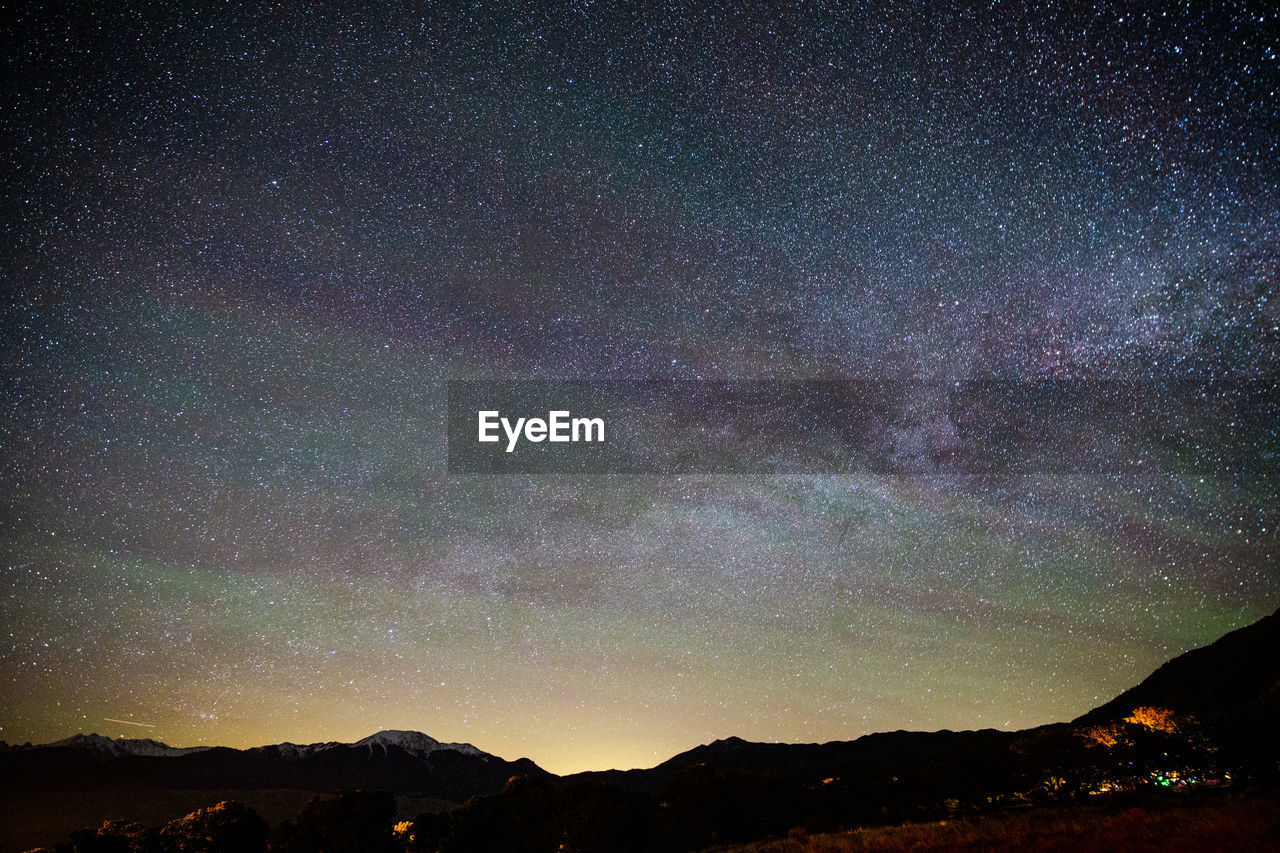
[2,2,1277,773]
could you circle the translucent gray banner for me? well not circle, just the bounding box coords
[445,379,1274,475]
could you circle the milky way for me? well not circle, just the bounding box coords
[2,2,1277,773]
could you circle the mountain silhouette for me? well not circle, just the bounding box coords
[6,608,1277,851]
[0,729,546,802]
[575,728,1026,797]
[1074,608,1280,724]
[626,609,1274,787]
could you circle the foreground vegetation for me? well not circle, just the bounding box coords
[18,787,1280,853]
[706,790,1280,853]
[1,789,453,853]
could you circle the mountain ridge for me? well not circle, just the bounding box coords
[3,608,1277,852]
[1074,608,1280,724]
[7,607,1277,780]
[0,728,548,804]
[4,728,493,761]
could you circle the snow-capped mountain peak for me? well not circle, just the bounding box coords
[355,730,485,758]
[28,730,487,761]
[46,733,208,757]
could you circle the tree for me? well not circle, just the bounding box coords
[159,801,267,853]
[270,790,398,853]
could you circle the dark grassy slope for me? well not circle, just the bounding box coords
[708,789,1280,853]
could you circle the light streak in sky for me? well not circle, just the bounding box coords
[104,718,156,728]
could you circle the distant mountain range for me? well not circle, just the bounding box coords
[574,607,1280,794]
[0,728,546,803]
[4,607,1277,851]
[578,604,1280,788]
[37,733,210,758]
[10,729,486,762]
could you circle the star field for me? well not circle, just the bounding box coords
[2,1,1277,774]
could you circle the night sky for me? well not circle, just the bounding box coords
[3,2,1277,774]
